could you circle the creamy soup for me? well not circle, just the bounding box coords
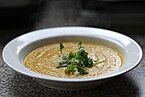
[24,42,122,78]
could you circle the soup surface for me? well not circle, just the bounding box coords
[24,42,122,78]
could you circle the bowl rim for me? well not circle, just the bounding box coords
[2,27,143,82]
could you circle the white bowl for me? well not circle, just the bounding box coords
[2,27,143,89]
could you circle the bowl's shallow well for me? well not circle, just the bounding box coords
[2,27,143,89]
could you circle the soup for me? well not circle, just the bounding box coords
[24,41,122,78]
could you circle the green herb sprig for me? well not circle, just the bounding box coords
[57,41,94,75]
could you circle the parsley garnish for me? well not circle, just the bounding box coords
[59,43,64,54]
[57,41,95,75]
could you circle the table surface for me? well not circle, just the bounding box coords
[0,0,145,97]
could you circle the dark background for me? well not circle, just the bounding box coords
[0,0,145,97]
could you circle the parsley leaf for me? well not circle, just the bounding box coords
[65,64,75,74]
[59,43,64,54]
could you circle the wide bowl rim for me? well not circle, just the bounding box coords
[2,27,143,82]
